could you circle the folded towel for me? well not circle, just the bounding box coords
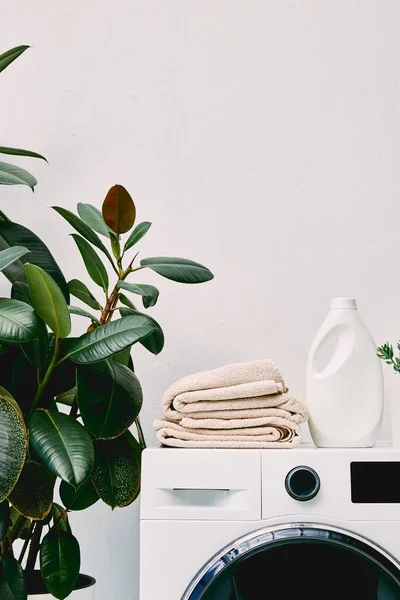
[154,359,308,449]
[154,419,302,448]
[169,395,307,422]
[162,359,287,422]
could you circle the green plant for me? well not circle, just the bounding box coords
[0,45,46,191]
[377,342,400,373]
[0,184,213,599]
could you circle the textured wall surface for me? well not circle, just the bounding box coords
[2,2,400,598]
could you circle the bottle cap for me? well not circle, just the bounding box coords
[330,297,357,310]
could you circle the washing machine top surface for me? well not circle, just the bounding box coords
[141,442,400,522]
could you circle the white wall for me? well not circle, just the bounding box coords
[2,1,400,598]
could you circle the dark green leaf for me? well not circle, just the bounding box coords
[0,211,10,222]
[43,348,76,399]
[0,247,30,272]
[0,147,46,162]
[118,280,159,308]
[65,314,156,364]
[111,346,131,366]
[140,256,214,284]
[29,410,94,488]
[9,507,30,540]
[0,556,27,600]
[52,207,115,267]
[0,500,9,541]
[120,307,164,355]
[71,234,108,292]
[60,479,99,512]
[40,529,80,600]
[68,279,102,310]
[123,221,152,253]
[77,360,143,439]
[119,293,137,310]
[0,221,69,302]
[0,45,29,73]
[9,352,38,415]
[77,203,114,238]
[26,264,71,339]
[55,387,76,407]
[52,503,71,533]
[68,305,99,324]
[0,162,36,190]
[0,299,39,343]
[102,184,136,236]
[11,282,31,305]
[0,346,21,394]
[8,461,55,520]
[0,388,27,503]
[91,431,141,509]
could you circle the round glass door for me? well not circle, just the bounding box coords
[183,524,400,600]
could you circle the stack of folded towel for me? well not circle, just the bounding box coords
[154,359,308,448]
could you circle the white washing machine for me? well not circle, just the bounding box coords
[140,444,400,599]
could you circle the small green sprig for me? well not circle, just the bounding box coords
[377,342,400,373]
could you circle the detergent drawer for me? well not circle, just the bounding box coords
[141,448,261,520]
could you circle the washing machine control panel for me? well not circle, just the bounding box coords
[351,462,400,503]
[285,465,320,502]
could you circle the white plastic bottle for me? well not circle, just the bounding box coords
[306,298,384,447]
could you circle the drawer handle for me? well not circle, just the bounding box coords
[164,488,234,507]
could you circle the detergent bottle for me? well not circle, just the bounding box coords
[306,298,383,447]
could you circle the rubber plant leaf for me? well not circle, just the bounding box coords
[29,409,94,489]
[0,500,9,541]
[0,556,27,600]
[0,45,29,73]
[52,207,115,267]
[140,256,214,284]
[64,314,156,364]
[123,221,151,253]
[119,307,164,355]
[40,529,80,600]
[91,430,142,509]
[60,478,99,512]
[8,461,55,520]
[26,264,71,339]
[77,203,115,238]
[0,147,46,162]
[77,360,143,439]
[68,279,102,310]
[70,234,108,293]
[0,299,39,343]
[118,280,159,308]
[102,184,136,235]
[0,387,28,503]
[0,162,36,190]
[0,220,69,302]
[0,247,30,272]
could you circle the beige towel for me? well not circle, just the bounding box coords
[155,359,308,449]
[154,419,302,448]
[162,359,287,422]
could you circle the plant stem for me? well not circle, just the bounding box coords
[126,265,145,275]
[99,261,135,325]
[7,526,14,557]
[11,515,27,542]
[18,521,35,565]
[136,417,146,450]
[100,285,120,324]
[69,400,78,418]
[29,336,59,416]
[25,523,42,574]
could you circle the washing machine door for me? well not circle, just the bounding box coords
[182,523,400,600]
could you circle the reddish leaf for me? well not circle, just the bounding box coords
[102,185,136,236]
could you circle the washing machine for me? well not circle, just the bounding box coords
[140,444,400,599]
